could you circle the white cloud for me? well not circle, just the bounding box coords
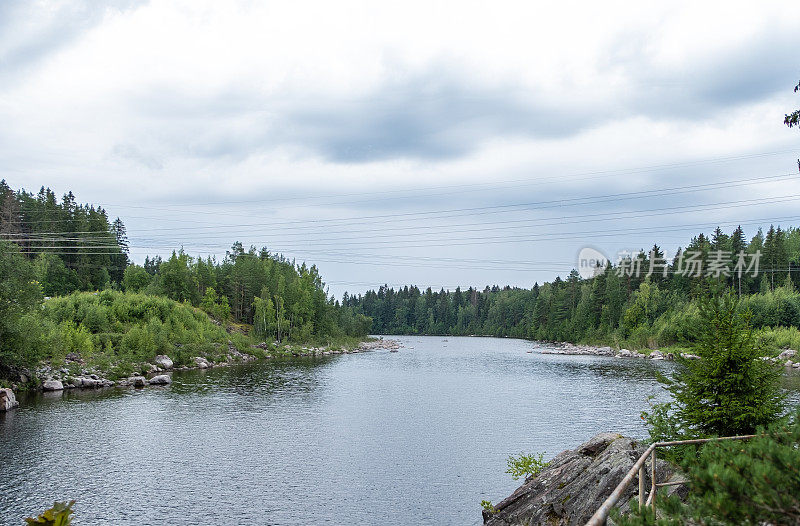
[1,0,799,295]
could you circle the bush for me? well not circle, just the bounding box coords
[506,452,549,481]
[24,501,74,525]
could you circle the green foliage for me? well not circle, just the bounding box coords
[480,500,497,514]
[654,289,784,438]
[42,290,230,365]
[0,181,128,293]
[200,287,230,322]
[0,241,46,373]
[505,452,549,481]
[785,78,799,128]
[24,500,75,526]
[122,265,151,292]
[616,414,800,526]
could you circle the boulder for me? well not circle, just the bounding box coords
[130,376,148,387]
[650,350,664,360]
[148,374,172,385]
[154,355,174,370]
[778,349,797,361]
[194,357,210,369]
[0,388,18,411]
[81,378,100,388]
[42,379,64,391]
[483,433,682,526]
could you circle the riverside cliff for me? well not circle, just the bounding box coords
[483,433,686,526]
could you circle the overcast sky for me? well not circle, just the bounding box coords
[2,0,799,297]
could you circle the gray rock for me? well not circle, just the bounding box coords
[786,360,795,368]
[0,388,19,411]
[81,378,100,388]
[42,379,64,391]
[148,374,172,385]
[130,376,148,387]
[650,350,664,360]
[194,357,210,369]
[154,355,174,369]
[778,349,797,361]
[483,433,682,526]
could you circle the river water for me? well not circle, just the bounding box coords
[2,336,795,525]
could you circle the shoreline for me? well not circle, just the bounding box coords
[1,338,403,406]
[535,340,800,370]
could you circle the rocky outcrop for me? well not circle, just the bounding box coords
[0,388,18,411]
[483,433,683,526]
[148,374,172,385]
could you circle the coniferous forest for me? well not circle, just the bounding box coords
[0,181,370,379]
[345,225,800,352]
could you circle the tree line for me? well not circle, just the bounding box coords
[345,225,800,350]
[0,181,370,377]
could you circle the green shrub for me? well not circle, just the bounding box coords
[616,414,800,525]
[643,289,786,464]
[506,452,549,481]
[24,500,74,525]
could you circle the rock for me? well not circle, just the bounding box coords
[680,353,700,360]
[650,350,664,360]
[483,433,682,526]
[194,357,209,369]
[154,355,174,370]
[42,379,64,391]
[0,388,19,411]
[148,374,171,385]
[617,349,632,358]
[81,377,101,388]
[64,352,84,363]
[130,376,148,387]
[778,349,797,361]
[786,360,795,368]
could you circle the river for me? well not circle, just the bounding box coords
[2,336,795,525]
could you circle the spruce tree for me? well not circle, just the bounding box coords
[662,289,784,437]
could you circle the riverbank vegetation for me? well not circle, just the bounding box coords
[346,225,800,354]
[613,289,794,525]
[0,182,371,382]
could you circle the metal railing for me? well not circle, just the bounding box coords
[585,434,758,526]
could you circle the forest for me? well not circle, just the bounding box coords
[345,225,800,352]
[0,181,370,378]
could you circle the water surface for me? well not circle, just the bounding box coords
[0,336,751,525]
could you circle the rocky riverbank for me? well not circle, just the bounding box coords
[538,342,698,361]
[483,432,686,526]
[538,341,800,368]
[0,338,402,409]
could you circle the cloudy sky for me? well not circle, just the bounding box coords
[2,0,799,297]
